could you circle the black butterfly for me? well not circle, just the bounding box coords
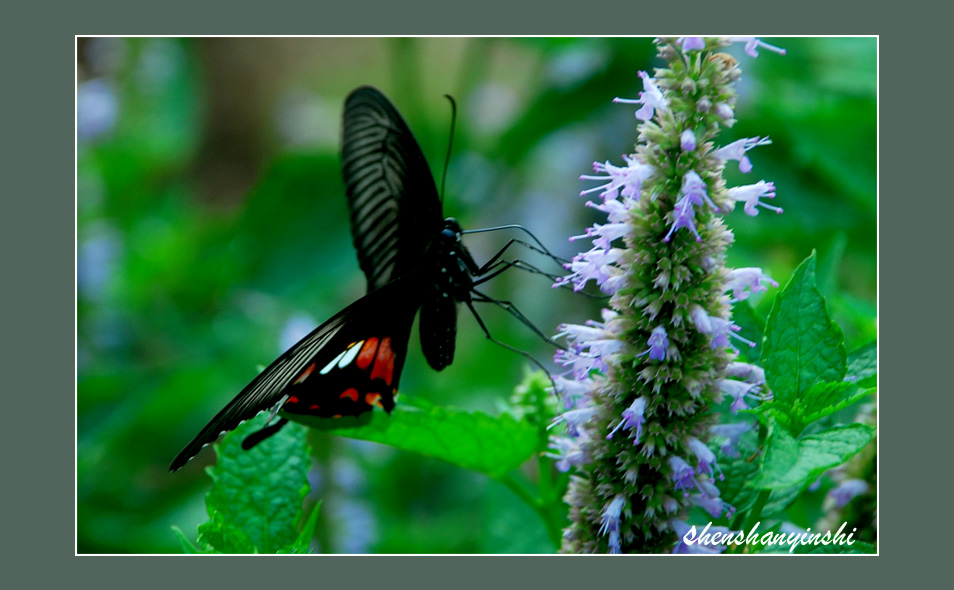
[170,86,553,471]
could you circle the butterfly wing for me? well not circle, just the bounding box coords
[341,86,444,292]
[169,275,421,471]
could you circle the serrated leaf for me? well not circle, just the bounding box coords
[203,414,312,553]
[847,341,877,388]
[286,401,538,478]
[197,513,257,553]
[793,382,873,432]
[172,526,208,554]
[717,452,799,516]
[288,501,321,554]
[753,421,874,490]
[731,301,765,363]
[750,382,874,436]
[761,253,847,405]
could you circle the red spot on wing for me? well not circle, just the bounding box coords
[340,388,359,402]
[365,392,383,408]
[309,404,320,410]
[356,337,379,370]
[294,363,316,385]
[370,336,395,386]
[287,396,299,404]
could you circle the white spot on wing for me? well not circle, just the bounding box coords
[320,349,348,375]
[337,341,364,369]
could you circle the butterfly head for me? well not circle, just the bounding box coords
[441,218,463,242]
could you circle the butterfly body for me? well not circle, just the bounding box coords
[170,86,485,471]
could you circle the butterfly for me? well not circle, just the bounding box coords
[171,85,543,471]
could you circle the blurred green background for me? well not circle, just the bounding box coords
[76,37,876,553]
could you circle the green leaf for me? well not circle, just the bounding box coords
[731,301,765,363]
[793,381,873,432]
[751,381,874,436]
[286,400,538,478]
[200,414,312,553]
[718,453,799,516]
[753,420,874,490]
[287,501,321,554]
[761,252,847,405]
[847,341,877,388]
[171,526,208,554]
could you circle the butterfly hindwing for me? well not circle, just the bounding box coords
[169,276,420,471]
[341,86,444,292]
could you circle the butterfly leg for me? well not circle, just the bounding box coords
[473,258,562,285]
[470,288,563,350]
[462,224,569,266]
[463,298,558,391]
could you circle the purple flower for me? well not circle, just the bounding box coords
[718,379,768,413]
[570,222,631,250]
[725,361,766,385]
[714,136,772,173]
[680,129,697,151]
[555,345,604,380]
[600,495,626,553]
[728,181,783,215]
[553,375,593,409]
[669,456,697,495]
[614,71,669,122]
[554,247,622,292]
[687,437,721,481]
[680,37,706,51]
[606,396,648,443]
[681,171,719,210]
[580,155,654,201]
[547,437,586,472]
[731,37,787,58]
[552,407,598,436]
[709,317,757,352]
[829,479,869,508]
[690,493,725,519]
[691,480,732,519]
[663,194,701,242]
[673,521,732,554]
[635,326,669,361]
[710,422,752,457]
[585,194,630,223]
[690,307,756,352]
[725,267,779,301]
[714,103,734,122]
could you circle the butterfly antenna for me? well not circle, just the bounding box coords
[440,94,458,204]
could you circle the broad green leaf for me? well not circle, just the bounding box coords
[172,526,207,554]
[731,301,765,363]
[761,252,847,404]
[749,381,874,436]
[717,452,799,516]
[286,501,321,554]
[287,401,538,478]
[200,414,312,553]
[793,382,874,433]
[847,341,877,388]
[197,513,257,553]
[753,421,874,490]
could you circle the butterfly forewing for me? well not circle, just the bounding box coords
[341,86,443,292]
